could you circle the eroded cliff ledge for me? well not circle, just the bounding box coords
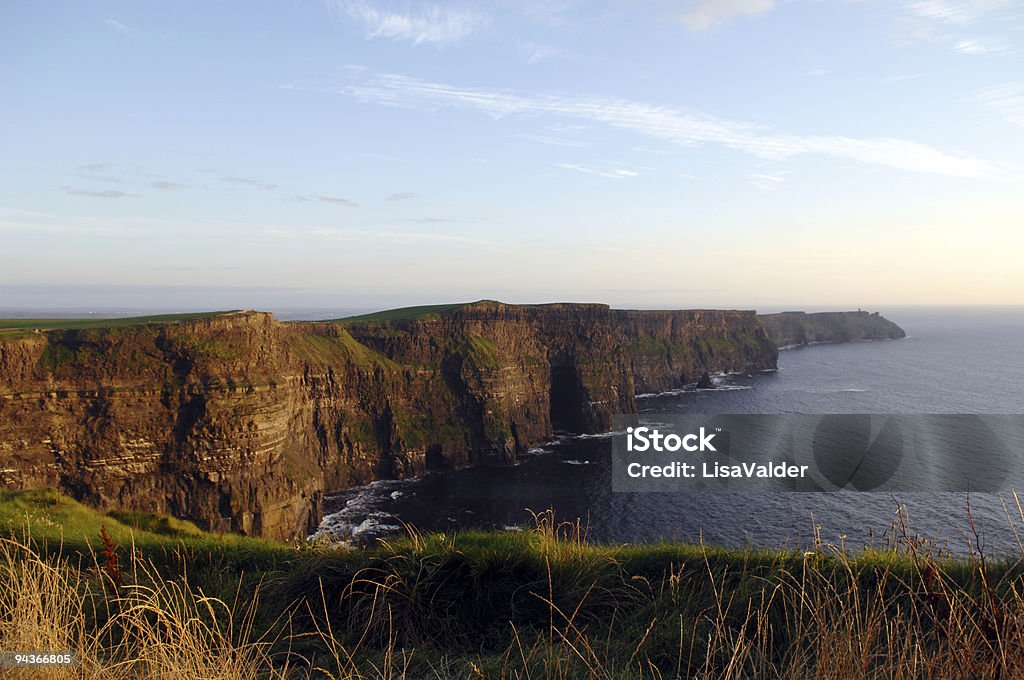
[0,302,778,539]
[757,311,906,348]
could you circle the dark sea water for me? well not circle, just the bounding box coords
[318,307,1024,555]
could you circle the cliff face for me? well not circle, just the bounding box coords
[0,312,322,539]
[0,303,776,540]
[612,309,778,394]
[757,311,906,348]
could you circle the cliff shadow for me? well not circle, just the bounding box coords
[549,363,587,433]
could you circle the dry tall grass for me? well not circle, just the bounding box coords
[0,535,286,679]
[3,505,1024,679]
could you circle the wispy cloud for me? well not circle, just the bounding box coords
[105,19,135,39]
[749,170,790,190]
[76,174,126,184]
[974,81,1024,127]
[951,36,1007,54]
[907,0,974,25]
[631,146,678,156]
[516,133,590,147]
[60,186,139,198]
[886,0,1018,55]
[222,176,278,191]
[518,41,572,64]
[317,195,360,207]
[387,192,417,201]
[329,0,485,46]
[151,181,189,190]
[556,163,639,179]
[680,0,775,31]
[288,72,994,178]
[884,73,924,83]
[287,194,360,206]
[74,162,127,184]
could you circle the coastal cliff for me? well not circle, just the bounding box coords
[757,311,906,348]
[0,302,776,540]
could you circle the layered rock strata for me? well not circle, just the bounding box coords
[0,302,779,539]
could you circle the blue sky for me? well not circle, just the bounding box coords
[1,0,1022,311]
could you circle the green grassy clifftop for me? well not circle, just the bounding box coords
[0,489,1018,679]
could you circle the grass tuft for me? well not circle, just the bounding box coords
[5,490,1024,677]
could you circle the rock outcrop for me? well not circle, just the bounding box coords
[757,311,906,349]
[0,302,777,539]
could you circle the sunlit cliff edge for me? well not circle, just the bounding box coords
[0,302,902,539]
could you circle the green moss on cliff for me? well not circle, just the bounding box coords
[291,329,398,369]
[628,336,698,360]
[629,335,670,356]
[462,335,500,371]
[36,329,115,376]
[392,411,432,449]
[38,339,81,372]
[335,303,469,323]
[165,333,243,361]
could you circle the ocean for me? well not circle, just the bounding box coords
[319,306,1024,555]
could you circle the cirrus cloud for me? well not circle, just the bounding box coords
[680,0,776,31]
[329,0,486,46]
[284,71,994,178]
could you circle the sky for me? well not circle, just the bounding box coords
[1,0,1022,312]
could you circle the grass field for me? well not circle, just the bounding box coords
[0,311,240,340]
[334,303,469,323]
[3,489,1024,678]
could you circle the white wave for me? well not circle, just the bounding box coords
[352,514,402,537]
[312,478,415,542]
[637,387,689,398]
[569,428,628,439]
[317,511,404,542]
[637,382,755,398]
[701,384,754,392]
